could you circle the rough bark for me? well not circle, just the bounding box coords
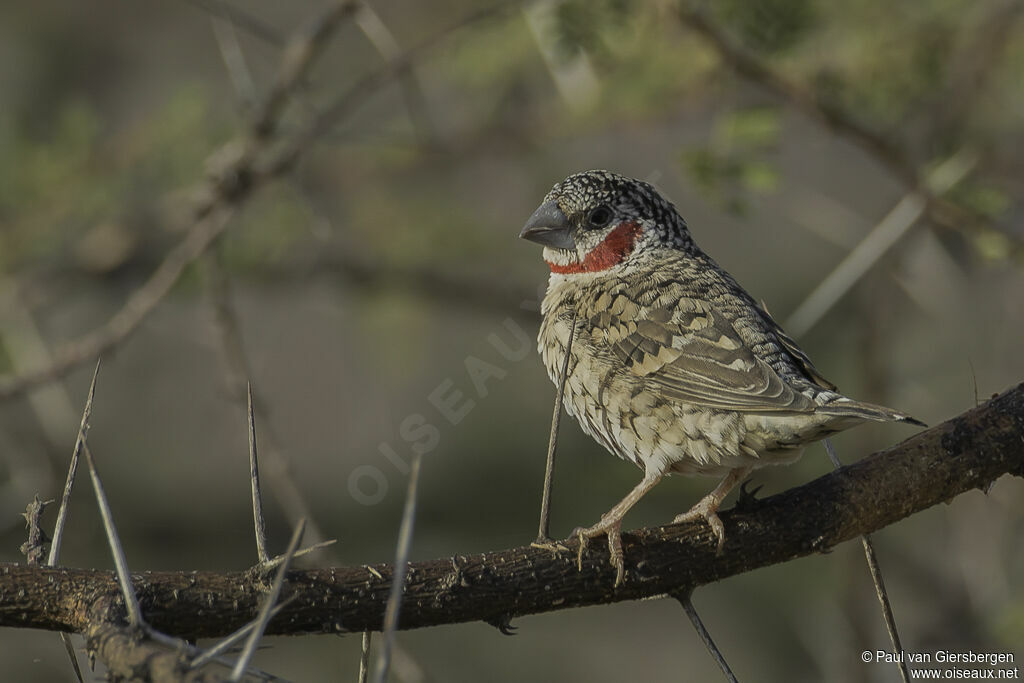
[1,383,1021,661]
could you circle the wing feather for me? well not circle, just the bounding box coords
[590,300,816,414]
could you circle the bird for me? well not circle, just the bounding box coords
[519,170,923,585]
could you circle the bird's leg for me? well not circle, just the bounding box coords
[573,469,664,586]
[673,466,753,553]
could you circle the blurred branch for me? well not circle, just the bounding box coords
[301,251,539,320]
[3,383,1021,646]
[260,0,521,177]
[921,0,1024,148]
[354,3,438,145]
[783,149,977,337]
[182,0,285,48]
[0,205,235,400]
[0,0,519,403]
[211,11,259,108]
[677,4,1024,254]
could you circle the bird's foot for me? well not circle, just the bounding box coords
[571,517,625,586]
[674,498,726,554]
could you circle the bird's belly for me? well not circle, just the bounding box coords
[543,336,817,477]
[538,302,824,477]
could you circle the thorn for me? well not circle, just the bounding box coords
[83,442,143,628]
[229,518,305,681]
[359,631,371,683]
[59,633,85,683]
[672,590,739,682]
[247,381,270,565]
[255,539,336,576]
[189,600,292,670]
[536,311,577,543]
[48,358,102,568]
[485,614,518,636]
[373,451,424,683]
[733,481,763,512]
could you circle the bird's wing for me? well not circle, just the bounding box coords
[756,302,837,391]
[588,300,817,413]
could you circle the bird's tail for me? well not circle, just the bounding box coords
[820,398,927,427]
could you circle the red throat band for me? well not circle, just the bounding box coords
[546,221,643,274]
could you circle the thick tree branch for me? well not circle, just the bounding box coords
[2,383,1022,642]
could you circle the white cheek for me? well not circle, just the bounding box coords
[542,247,580,265]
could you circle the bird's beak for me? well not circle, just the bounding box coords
[519,200,576,250]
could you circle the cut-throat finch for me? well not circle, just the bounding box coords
[520,170,923,585]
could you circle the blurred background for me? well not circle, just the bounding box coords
[1,0,1022,680]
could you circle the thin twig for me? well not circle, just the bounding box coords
[0,206,235,400]
[45,359,99,683]
[0,279,81,453]
[784,150,977,338]
[262,0,522,177]
[83,442,143,628]
[921,0,1024,150]
[211,11,258,109]
[354,3,437,145]
[189,600,292,670]
[181,0,285,47]
[373,451,424,683]
[229,518,306,681]
[248,382,270,564]
[823,438,909,683]
[141,627,279,680]
[677,5,1021,255]
[0,2,518,403]
[536,311,576,544]
[48,358,102,567]
[678,5,915,183]
[523,1,600,110]
[260,539,337,572]
[359,631,372,683]
[251,1,360,139]
[673,591,740,683]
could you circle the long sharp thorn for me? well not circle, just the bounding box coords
[229,518,305,681]
[59,633,84,683]
[248,381,269,564]
[373,451,424,683]
[359,631,371,683]
[674,591,740,683]
[48,358,101,567]
[83,442,143,628]
[823,439,909,683]
[190,600,292,670]
[536,312,576,544]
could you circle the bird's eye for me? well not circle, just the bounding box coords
[587,205,613,229]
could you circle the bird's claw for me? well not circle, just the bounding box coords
[674,502,727,554]
[572,519,625,586]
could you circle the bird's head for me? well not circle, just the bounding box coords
[519,170,695,275]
